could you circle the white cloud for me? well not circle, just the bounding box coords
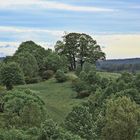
[94,34,140,59]
[0,0,114,12]
[0,26,140,59]
[0,26,64,37]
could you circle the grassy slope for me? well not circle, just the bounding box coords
[16,78,86,123]
[16,72,120,123]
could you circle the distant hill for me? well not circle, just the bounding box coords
[96,58,140,72]
[0,57,5,61]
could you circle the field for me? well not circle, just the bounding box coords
[16,72,120,123]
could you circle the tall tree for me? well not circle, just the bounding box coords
[14,41,48,71]
[55,33,105,70]
[15,52,39,82]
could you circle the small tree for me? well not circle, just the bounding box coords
[55,70,67,83]
[0,62,25,90]
[65,105,96,139]
[102,96,140,140]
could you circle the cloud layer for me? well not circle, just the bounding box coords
[0,0,114,12]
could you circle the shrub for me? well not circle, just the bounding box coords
[72,78,90,98]
[79,71,87,81]
[65,105,96,139]
[75,65,82,76]
[55,70,67,83]
[102,96,140,140]
[87,70,100,85]
[83,62,96,73]
[42,70,54,80]
[3,89,45,128]
[39,119,82,140]
[25,76,41,84]
[0,62,25,90]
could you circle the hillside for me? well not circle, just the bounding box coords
[16,72,120,123]
[96,58,140,72]
[16,78,86,123]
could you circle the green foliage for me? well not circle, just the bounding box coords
[65,105,96,140]
[116,88,140,105]
[79,71,87,81]
[117,72,134,83]
[100,77,109,89]
[15,41,48,69]
[102,96,140,140]
[3,89,45,128]
[72,78,89,92]
[39,119,82,140]
[82,62,96,73]
[0,62,25,90]
[134,73,140,91]
[43,53,68,72]
[87,70,100,85]
[55,33,105,70]
[55,70,67,83]
[15,52,39,83]
[42,70,54,80]
[75,65,82,76]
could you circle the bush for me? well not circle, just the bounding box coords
[0,62,25,90]
[75,65,82,76]
[79,71,87,81]
[72,78,90,98]
[83,62,96,73]
[25,76,41,84]
[87,70,100,85]
[42,70,54,80]
[3,89,45,128]
[65,105,96,139]
[39,119,82,140]
[55,70,67,83]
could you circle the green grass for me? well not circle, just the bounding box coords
[15,72,120,123]
[16,78,86,123]
[97,71,121,79]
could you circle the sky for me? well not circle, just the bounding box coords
[0,0,140,59]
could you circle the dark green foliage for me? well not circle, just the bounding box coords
[15,41,48,69]
[65,105,96,140]
[117,72,134,83]
[116,88,140,104]
[72,78,89,94]
[100,77,109,89]
[79,71,87,81]
[39,119,82,140]
[43,53,68,72]
[15,52,39,83]
[0,62,25,90]
[42,70,54,80]
[87,70,100,85]
[75,65,82,76]
[82,62,96,73]
[55,33,105,70]
[3,89,45,128]
[102,96,140,140]
[25,76,41,84]
[55,70,67,83]
[134,73,140,91]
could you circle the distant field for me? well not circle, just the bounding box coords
[97,71,121,79]
[16,72,120,123]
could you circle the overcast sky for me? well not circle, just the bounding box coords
[0,0,140,59]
